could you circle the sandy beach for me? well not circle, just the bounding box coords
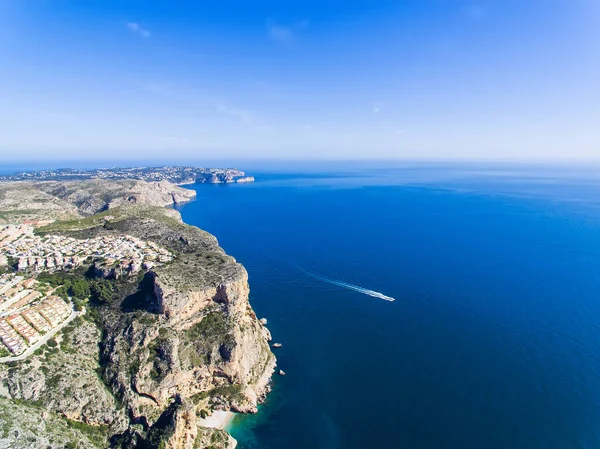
[198,410,235,430]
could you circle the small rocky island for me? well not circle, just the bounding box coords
[0,169,274,449]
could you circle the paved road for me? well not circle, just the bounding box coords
[0,306,82,363]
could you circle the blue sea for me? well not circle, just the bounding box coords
[174,163,600,449]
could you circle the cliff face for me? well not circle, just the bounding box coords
[95,214,275,445]
[150,271,275,409]
[101,269,275,419]
[43,208,276,448]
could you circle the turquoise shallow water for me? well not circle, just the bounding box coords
[175,164,600,449]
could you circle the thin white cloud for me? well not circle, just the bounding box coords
[127,22,151,38]
[269,24,293,43]
[300,124,320,137]
[215,103,253,123]
[372,102,383,114]
[267,19,309,43]
[141,82,258,125]
[142,83,176,98]
[159,136,190,145]
[464,5,486,20]
[252,125,274,133]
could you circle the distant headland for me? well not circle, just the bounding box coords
[0,166,255,185]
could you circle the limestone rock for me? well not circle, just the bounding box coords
[0,397,107,449]
[0,179,195,224]
[0,318,128,431]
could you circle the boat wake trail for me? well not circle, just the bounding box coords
[307,273,395,302]
[243,245,395,302]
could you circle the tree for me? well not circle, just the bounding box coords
[90,279,113,304]
[68,279,90,301]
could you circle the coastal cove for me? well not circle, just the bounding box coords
[175,165,600,449]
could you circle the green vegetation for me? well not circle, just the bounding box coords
[187,311,229,340]
[189,390,210,405]
[210,384,245,403]
[180,309,235,366]
[194,427,233,449]
[147,337,170,382]
[90,279,115,304]
[65,418,110,443]
[208,429,230,448]
[58,316,101,356]
[69,279,90,302]
[0,397,107,448]
[36,205,183,235]
[159,251,234,291]
[189,384,244,407]
[37,270,117,311]
[141,399,180,449]
[37,271,89,306]
[0,209,67,225]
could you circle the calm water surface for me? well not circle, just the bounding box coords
[175,165,600,449]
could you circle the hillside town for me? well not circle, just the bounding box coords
[0,223,175,356]
[0,224,173,272]
[0,274,71,355]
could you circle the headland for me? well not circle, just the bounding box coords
[0,166,273,449]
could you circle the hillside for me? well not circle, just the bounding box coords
[0,179,195,224]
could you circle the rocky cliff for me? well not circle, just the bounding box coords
[0,318,128,430]
[0,182,275,449]
[92,210,275,447]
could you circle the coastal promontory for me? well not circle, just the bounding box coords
[0,169,275,449]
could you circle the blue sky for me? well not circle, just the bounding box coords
[1,0,599,162]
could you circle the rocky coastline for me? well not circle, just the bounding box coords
[0,174,275,449]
